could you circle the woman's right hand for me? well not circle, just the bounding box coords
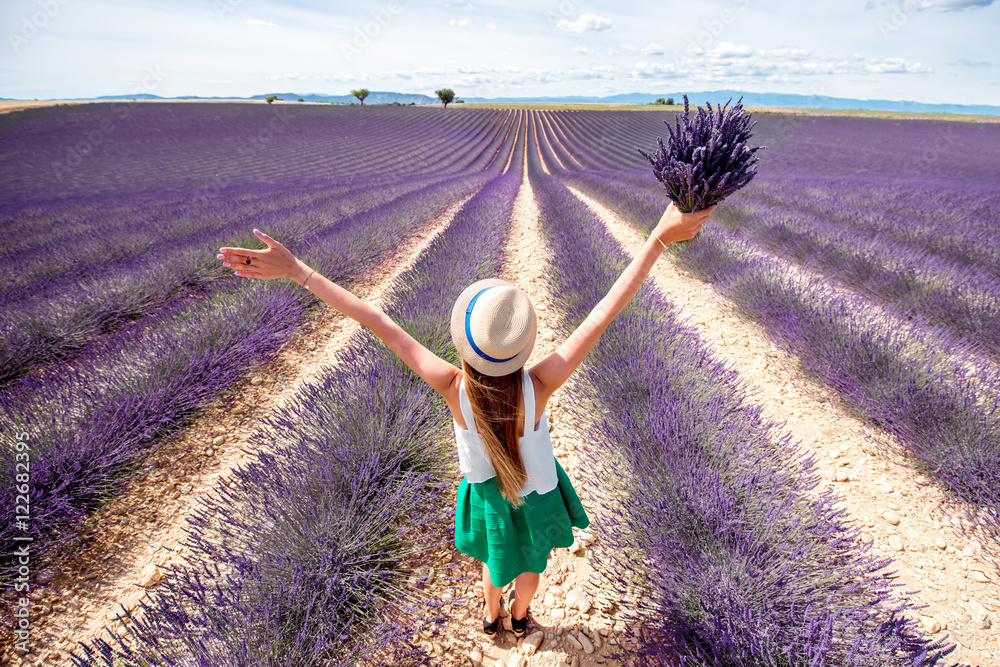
[652,202,716,246]
[216,229,310,283]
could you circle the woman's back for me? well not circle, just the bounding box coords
[453,368,558,497]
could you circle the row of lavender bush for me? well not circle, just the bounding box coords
[714,195,1000,356]
[524,120,955,665]
[0,167,497,587]
[0,104,508,202]
[548,164,1000,359]
[742,177,1000,278]
[73,136,525,666]
[0,107,521,385]
[537,152,1000,541]
[0,174,475,384]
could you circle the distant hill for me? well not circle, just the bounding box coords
[462,90,1000,117]
[7,90,998,116]
[94,93,166,100]
[248,91,438,105]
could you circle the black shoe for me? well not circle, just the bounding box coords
[483,598,501,636]
[507,588,528,638]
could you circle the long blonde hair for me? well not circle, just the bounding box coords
[462,359,527,507]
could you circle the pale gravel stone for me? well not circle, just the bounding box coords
[920,616,942,634]
[565,589,591,613]
[522,630,544,656]
[970,570,990,584]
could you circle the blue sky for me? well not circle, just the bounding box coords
[1,0,997,104]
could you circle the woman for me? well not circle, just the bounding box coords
[215,200,714,638]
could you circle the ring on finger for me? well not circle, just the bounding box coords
[245,257,252,265]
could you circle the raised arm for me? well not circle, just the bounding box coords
[216,230,460,396]
[530,203,715,405]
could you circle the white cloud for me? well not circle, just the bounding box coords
[865,0,992,8]
[949,58,991,66]
[487,23,496,30]
[573,46,590,55]
[627,45,935,83]
[246,19,274,27]
[450,18,472,27]
[620,44,637,53]
[708,42,753,58]
[556,14,612,32]
[607,48,619,55]
[568,66,616,80]
[866,57,932,73]
[757,47,810,61]
[904,0,992,9]
[641,43,664,56]
[264,73,305,80]
[631,62,683,79]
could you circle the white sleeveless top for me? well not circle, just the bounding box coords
[454,370,559,496]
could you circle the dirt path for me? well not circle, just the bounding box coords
[568,186,1000,667]
[7,194,475,665]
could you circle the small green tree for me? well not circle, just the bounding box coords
[436,88,455,108]
[351,88,370,105]
[298,97,304,102]
[654,97,666,105]
[666,97,675,105]
[265,95,277,104]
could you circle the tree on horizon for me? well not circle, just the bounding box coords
[435,88,455,108]
[351,88,370,105]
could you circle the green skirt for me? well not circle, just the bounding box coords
[455,457,590,588]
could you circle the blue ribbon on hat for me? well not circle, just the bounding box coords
[465,287,519,363]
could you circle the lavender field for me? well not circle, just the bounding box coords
[1,101,998,666]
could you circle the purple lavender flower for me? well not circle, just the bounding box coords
[639,94,764,212]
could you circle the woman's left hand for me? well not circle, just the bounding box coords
[216,229,305,281]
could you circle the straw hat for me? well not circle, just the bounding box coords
[450,279,537,376]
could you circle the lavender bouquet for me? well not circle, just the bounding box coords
[639,94,763,212]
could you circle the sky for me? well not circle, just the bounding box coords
[1,0,998,105]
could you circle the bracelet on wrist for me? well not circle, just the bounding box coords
[653,233,668,250]
[303,269,317,290]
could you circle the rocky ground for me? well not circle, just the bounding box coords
[6,149,999,666]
